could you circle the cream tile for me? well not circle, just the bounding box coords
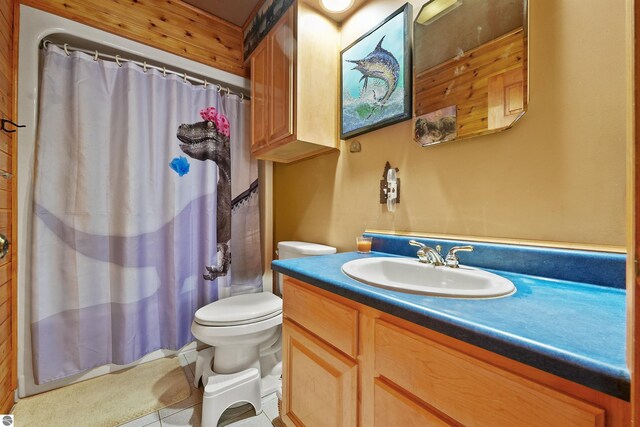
[142,422,162,427]
[183,350,198,365]
[182,363,196,385]
[218,403,257,426]
[119,411,160,427]
[158,383,203,419]
[178,354,190,368]
[178,351,197,378]
[261,394,279,422]
[225,413,272,427]
[262,392,277,402]
[159,394,274,426]
[160,404,201,427]
[270,417,286,427]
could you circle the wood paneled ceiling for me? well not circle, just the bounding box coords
[182,0,261,27]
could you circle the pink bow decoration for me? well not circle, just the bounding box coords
[199,107,231,137]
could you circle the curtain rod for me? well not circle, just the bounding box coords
[42,40,249,100]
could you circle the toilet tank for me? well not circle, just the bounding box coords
[276,241,336,295]
[278,241,337,260]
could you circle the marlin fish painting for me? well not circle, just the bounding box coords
[340,3,412,139]
[347,36,399,106]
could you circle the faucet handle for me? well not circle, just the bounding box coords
[409,240,426,249]
[445,245,474,268]
[409,240,429,263]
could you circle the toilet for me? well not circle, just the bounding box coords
[191,241,336,426]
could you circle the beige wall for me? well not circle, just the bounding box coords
[274,0,629,252]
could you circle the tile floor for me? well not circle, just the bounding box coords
[118,352,279,427]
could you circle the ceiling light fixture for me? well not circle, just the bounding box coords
[320,0,354,13]
[416,0,461,24]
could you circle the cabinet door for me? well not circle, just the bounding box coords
[282,319,357,427]
[250,40,269,151]
[374,379,453,427]
[267,7,294,145]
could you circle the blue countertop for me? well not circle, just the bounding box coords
[272,251,629,400]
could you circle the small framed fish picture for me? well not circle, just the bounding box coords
[340,3,412,140]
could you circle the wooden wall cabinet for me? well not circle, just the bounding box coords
[281,277,629,426]
[249,3,339,163]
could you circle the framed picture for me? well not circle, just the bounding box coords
[340,3,412,140]
[414,105,457,147]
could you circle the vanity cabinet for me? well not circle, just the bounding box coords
[249,2,339,163]
[281,277,629,426]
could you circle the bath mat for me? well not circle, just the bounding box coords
[12,356,191,427]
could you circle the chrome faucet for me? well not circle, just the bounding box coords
[409,240,445,266]
[409,241,474,268]
[444,245,474,268]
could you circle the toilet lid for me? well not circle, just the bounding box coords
[194,292,283,326]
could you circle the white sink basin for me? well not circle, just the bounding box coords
[341,257,515,298]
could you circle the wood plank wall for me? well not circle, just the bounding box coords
[414,28,526,140]
[20,0,246,76]
[632,0,639,423]
[0,0,14,415]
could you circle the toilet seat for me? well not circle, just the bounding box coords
[194,292,282,327]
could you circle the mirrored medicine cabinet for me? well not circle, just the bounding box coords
[413,0,528,147]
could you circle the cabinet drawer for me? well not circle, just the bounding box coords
[374,378,453,427]
[283,277,358,358]
[375,319,605,427]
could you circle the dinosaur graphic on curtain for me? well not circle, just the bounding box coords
[177,107,232,280]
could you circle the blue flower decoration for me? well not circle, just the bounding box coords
[170,156,190,176]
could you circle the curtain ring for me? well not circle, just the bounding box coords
[143,61,147,72]
[115,55,122,67]
[226,87,231,96]
[217,84,222,93]
[183,72,188,83]
[240,93,244,102]
[93,50,99,61]
[163,66,167,77]
[63,43,70,56]
[203,79,208,88]
[43,40,51,50]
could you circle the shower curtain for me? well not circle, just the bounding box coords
[30,45,261,384]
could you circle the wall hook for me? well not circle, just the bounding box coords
[1,119,25,134]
